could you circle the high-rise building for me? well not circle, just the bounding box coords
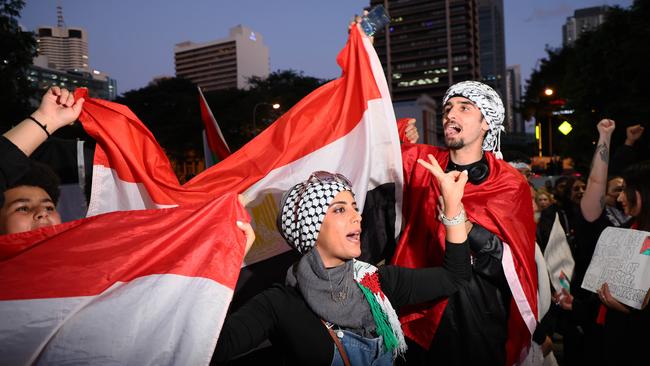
[371,0,480,102]
[563,6,609,47]
[369,0,480,145]
[478,0,506,104]
[30,6,115,99]
[505,65,523,134]
[174,25,270,91]
[35,26,89,72]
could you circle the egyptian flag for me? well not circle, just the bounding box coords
[198,87,231,167]
[77,24,402,268]
[392,145,538,365]
[0,194,248,365]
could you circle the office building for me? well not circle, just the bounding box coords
[478,0,506,103]
[174,25,270,91]
[35,25,89,72]
[369,0,481,144]
[563,6,609,47]
[505,64,523,134]
[30,5,115,99]
[370,0,480,103]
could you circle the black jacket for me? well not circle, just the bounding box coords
[402,224,511,366]
[212,240,471,365]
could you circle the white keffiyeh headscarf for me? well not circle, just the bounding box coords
[443,81,506,159]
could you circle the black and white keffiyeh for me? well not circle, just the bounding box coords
[277,178,352,254]
[443,80,506,159]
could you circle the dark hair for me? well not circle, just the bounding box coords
[554,176,569,189]
[622,160,650,230]
[6,161,60,204]
[556,176,584,209]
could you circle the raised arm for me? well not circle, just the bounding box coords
[380,154,471,307]
[581,119,615,222]
[417,153,469,244]
[3,87,84,156]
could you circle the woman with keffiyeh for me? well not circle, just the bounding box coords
[212,157,472,365]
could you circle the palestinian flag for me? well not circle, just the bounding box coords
[198,86,231,167]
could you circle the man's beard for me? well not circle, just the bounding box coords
[445,137,465,150]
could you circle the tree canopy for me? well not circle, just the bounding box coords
[0,0,37,131]
[116,70,326,160]
[522,1,649,172]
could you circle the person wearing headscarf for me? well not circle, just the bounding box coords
[392,80,537,365]
[213,162,472,365]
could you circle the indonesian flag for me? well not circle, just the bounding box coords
[198,87,231,166]
[0,194,249,365]
[78,24,402,266]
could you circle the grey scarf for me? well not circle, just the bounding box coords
[286,249,376,337]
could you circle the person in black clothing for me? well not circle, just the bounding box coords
[213,160,474,365]
[558,159,650,364]
[551,175,585,256]
[1,87,84,234]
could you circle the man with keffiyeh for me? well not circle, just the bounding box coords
[393,81,538,365]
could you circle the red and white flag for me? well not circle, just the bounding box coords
[0,24,401,364]
[79,24,402,266]
[0,194,248,365]
[198,87,231,166]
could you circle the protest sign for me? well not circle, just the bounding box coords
[582,227,650,309]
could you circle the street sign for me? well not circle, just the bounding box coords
[558,121,573,135]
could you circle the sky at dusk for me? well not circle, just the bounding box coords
[20,0,634,95]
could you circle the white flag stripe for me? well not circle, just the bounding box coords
[362,34,404,237]
[0,274,232,366]
[87,165,177,217]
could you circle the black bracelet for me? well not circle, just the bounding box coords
[27,115,50,137]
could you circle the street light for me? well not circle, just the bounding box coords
[252,102,281,133]
[543,87,555,157]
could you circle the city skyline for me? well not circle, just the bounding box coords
[20,0,634,95]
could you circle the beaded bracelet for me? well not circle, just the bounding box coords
[27,115,50,137]
[440,209,467,226]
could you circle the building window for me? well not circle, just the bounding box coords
[396,62,417,70]
[38,28,52,37]
[68,29,82,38]
[397,77,440,88]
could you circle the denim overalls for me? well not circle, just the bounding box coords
[330,329,393,366]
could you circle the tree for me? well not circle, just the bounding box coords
[116,70,326,164]
[523,1,650,172]
[206,70,326,150]
[0,0,37,132]
[117,77,202,162]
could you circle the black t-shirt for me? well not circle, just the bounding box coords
[572,209,631,300]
